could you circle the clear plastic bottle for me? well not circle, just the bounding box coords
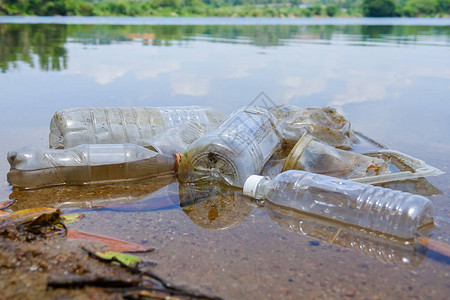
[178,106,283,187]
[7,144,180,189]
[49,106,226,149]
[243,170,434,239]
[137,121,206,155]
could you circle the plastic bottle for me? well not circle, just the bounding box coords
[7,144,181,189]
[137,121,206,155]
[243,170,434,239]
[49,106,226,149]
[178,106,283,187]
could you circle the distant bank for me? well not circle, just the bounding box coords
[0,0,449,18]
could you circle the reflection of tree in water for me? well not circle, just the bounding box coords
[0,24,68,72]
[1,24,449,72]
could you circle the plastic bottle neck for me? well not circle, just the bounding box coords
[243,175,271,200]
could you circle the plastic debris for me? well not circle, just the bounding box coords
[269,105,358,149]
[243,170,434,239]
[352,150,445,185]
[137,121,207,155]
[178,106,282,187]
[282,133,390,179]
[49,106,226,149]
[7,144,181,189]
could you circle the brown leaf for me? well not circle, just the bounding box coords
[0,211,11,217]
[417,236,450,257]
[0,207,56,223]
[0,199,16,210]
[67,229,154,253]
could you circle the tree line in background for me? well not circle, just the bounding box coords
[0,0,448,17]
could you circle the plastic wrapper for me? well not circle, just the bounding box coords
[269,105,358,150]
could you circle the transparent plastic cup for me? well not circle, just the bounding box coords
[282,133,390,179]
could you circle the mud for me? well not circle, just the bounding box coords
[0,218,221,300]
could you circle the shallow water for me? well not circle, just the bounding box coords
[0,17,449,299]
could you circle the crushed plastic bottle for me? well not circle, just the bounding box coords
[243,170,434,239]
[49,106,226,149]
[7,144,181,189]
[269,105,358,149]
[282,133,390,179]
[137,121,206,155]
[178,106,283,187]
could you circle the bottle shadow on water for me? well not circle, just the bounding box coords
[9,174,178,212]
[178,183,254,231]
[265,200,430,267]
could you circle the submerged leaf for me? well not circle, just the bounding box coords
[417,236,450,258]
[0,207,56,223]
[29,209,62,227]
[61,213,85,224]
[67,230,154,253]
[95,251,142,267]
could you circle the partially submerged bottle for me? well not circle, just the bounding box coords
[7,144,181,189]
[49,106,226,149]
[243,170,434,239]
[137,121,206,156]
[178,106,283,187]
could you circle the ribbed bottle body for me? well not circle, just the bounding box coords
[7,144,176,189]
[178,106,282,187]
[138,121,206,155]
[261,170,433,239]
[49,106,226,149]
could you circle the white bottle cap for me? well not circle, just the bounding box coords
[243,175,265,199]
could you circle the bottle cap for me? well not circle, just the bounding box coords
[243,175,265,199]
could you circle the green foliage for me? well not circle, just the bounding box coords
[76,1,94,15]
[325,5,337,16]
[313,4,322,15]
[0,0,447,17]
[403,0,439,16]
[362,0,396,16]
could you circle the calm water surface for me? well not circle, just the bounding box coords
[0,17,449,299]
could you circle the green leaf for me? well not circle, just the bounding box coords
[95,251,142,267]
[61,213,85,224]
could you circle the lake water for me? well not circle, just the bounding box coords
[0,17,449,299]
